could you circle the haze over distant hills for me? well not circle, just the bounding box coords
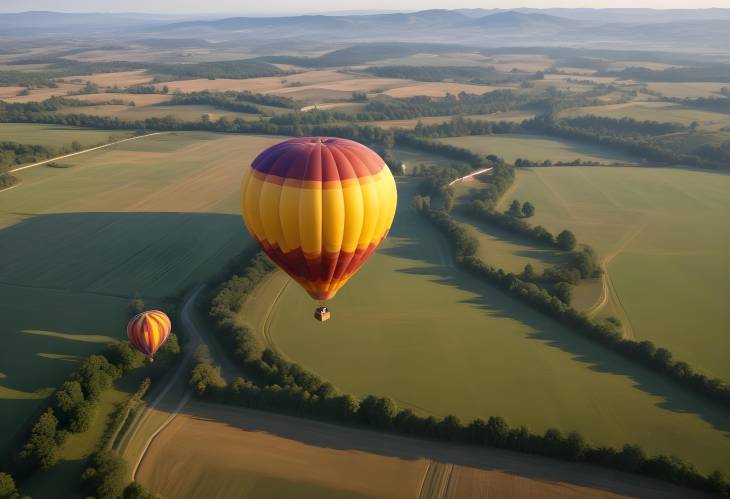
[1,8,729,51]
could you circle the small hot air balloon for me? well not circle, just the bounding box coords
[127,310,172,361]
[241,137,397,321]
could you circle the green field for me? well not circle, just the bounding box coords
[559,101,730,130]
[502,167,730,381]
[438,134,639,164]
[0,131,281,455]
[0,123,133,148]
[239,178,730,474]
[58,104,263,122]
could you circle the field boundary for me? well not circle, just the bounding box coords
[7,131,168,175]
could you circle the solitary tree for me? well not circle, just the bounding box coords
[522,263,536,280]
[521,201,535,218]
[556,230,577,251]
[507,200,522,217]
[554,282,573,304]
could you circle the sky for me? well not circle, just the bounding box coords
[0,0,728,14]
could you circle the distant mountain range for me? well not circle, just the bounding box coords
[1,9,728,52]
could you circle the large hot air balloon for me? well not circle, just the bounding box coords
[127,310,172,361]
[240,137,397,321]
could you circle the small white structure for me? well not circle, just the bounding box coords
[399,163,407,175]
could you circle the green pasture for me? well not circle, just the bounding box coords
[240,178,730,474]
[0,123,133,149]
[0,131,281,456]
[503,166,730,381]
[438,134,639,164]
[559,101,730,130]
[58,104,263,122]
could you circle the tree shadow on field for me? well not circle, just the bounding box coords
[184,403,708,499]
[0,211,251,453]
[381,195,730,439]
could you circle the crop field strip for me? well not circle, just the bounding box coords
[137,402,706,499]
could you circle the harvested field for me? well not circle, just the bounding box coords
[71,92,171,106]
[156,70,357,94]
[383,82,508,98]
[64,70,154,87]
[136,402,708,499]
[0,82,85,103]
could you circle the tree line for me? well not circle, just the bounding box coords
[524,115,728,169]
[7,332,179,496]
[197,249,730,497]
[168,90,298,113]
[364,65,535,84]
[416,198,730,410]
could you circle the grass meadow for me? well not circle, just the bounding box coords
[437,134,639,164]
[0,131,281,456]
[502,167,730,381]
[0,123,133,148]
[238,178,730,474]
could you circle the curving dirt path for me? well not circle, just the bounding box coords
[584,222,647,339]
[119,285,203,479]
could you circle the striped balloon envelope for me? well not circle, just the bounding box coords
[127,310,172,360]
[240,137,397,305]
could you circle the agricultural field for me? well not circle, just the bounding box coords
[72,93,171,106]
[368,51,498,68]
[137,402,704,499]
[0,82,85,103]
[559,101,730,129]
[0,123,133,148]
[64,70,154,87]
[382,82,506,98]
[501,166,730,381]
[437,134,639,163]
[156,70,359,95]
[0,131,280,455]
[56,103,262,122]
[644,82,729,99]
[361,110,536,130]
[239,179,730,475]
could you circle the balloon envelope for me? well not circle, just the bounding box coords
[240,137,397,301]
[127,310,171,358]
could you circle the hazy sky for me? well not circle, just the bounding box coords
[1,0,728,14]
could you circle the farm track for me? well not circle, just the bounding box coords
[122,286,203,479]
[6,131,169,175]
[585,222,647,340]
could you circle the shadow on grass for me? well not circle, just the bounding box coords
[383,189,730,438]
[0,211,251,454]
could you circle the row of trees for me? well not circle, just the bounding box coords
[12,336,179,478]
[168,90,298,112]
[524,114,727,169]
[16,354,123,472]
[200,249,730,497]
[560,115,686,137]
